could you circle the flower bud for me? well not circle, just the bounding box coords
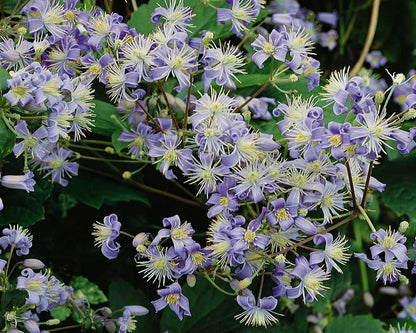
[186,274,196,288]
[97,307,112,316]
[201,31,214,46]
[238,278,252,289]
[46,319,60,326]
[399,275,409,284]
[17,27,27,35]
[393,73,406,86]
[399,221,409,234]
[122,171,132,180]
[379,286,399,296]
[132,233,149,248]
[174,97,186,112]
[403,108,416,121]
[24,319,40,333]
[289,74,298,82]
[242,110,251,122]
[298,208,308,217]
[275,254,286,264]
[363,291,374,307]
[159,92,175,106]
[123,305,149,316]
[374,91,385,105]
[105,147,115,154]
[22,259,45,270]
[104,320,116,333]
[147,97,158,110]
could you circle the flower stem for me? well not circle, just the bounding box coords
[204,273,236,296]
[356,202,376,233]
[158,80,180,131]
[350,0,381,76]
[48,324,83,332]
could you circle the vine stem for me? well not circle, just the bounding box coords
[350,0,381,77]
[48,324,83,332]
[356,202,377,233]
[1,246,14,315]
[204,273,236,296]
[79,165,204,208]
[271,211,358,256]
[345,159,357,210]
[157,81,180,131]
[136,100,164,133]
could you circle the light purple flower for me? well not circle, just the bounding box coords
[39,147,79,186]
[0,225,32,256]
[366,50,387,68]
[235,289,279,327]
[92,213,121,260]
[1,172,35,193]
[151,282,191,320]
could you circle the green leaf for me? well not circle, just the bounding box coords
[0,66,11,91]
[0,175,53,226]
[60,173,149,209]
[109,278,158,333]
[50,306,72,322]
[0,117,15,158]
[161,276,240,333]
[92,100,120,136]
[128,0,157,35]
[70,276,107,305]
[376,154,416,226]
[326,315,385,333]
[111,129,129,153]
[235,74,269,88]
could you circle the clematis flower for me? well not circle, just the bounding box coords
[92,213,121,260]
[235,289,279,327]
[151,282,191,320]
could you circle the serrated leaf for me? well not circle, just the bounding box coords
[0,175,53,226]
[0,66,11,91]
[50,306,72,322]
[0,117,15,158]
[326,315,385,333]
[70,276,107,305]
[92,100,121,136]
[60,173,149,209]
[109,278,158,333]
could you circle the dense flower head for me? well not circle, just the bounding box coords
[0,225,33,256]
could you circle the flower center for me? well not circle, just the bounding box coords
[329,134,342,147]
[275,208,289,221]
[243,229,256,243]
[165,293,180,305]
[219,196,230,207]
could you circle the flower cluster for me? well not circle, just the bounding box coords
[2,0,416,329]
[0,225,148,332]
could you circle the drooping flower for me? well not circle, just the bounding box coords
[235,289,279,327]
[1,172,36,193]
[151,282,191,320]
[287,256,329,302]
[217,0,260,37]
[310,233,351,273]
[92,213,121,260]
[0,225,33,256]
[251,29,287,69]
